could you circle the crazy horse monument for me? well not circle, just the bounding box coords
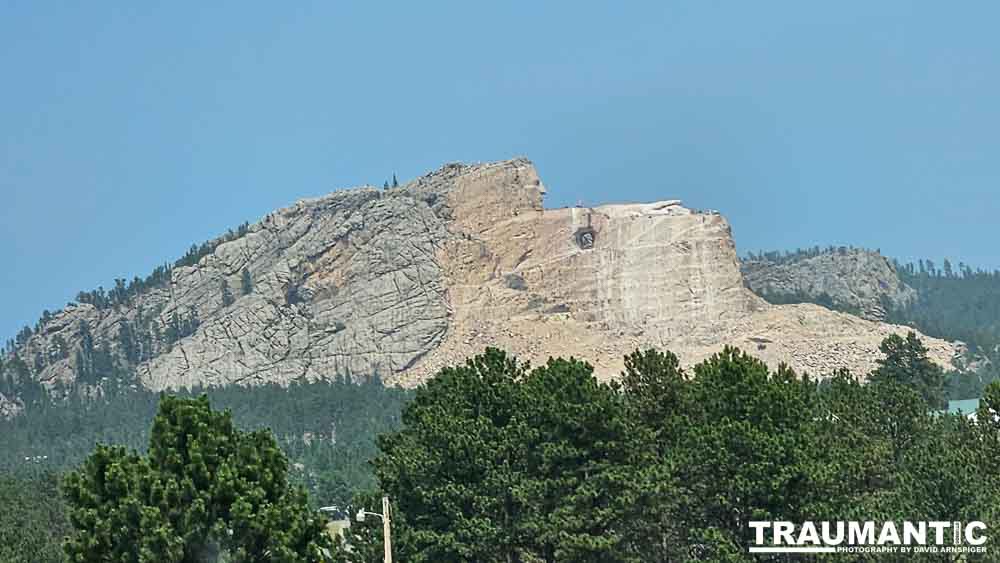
[10,158,956,393]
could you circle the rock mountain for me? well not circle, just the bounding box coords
[4,159,957,399]
[741,249,917,321]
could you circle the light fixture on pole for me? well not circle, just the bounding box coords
[356,496,393,563]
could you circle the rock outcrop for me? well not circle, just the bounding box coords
[741,249,917,321]
[5,159,959,394]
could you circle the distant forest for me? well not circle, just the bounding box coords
[8,338,997,561]
[1,370,412,562]
[1,377,411,509]
[747,248,1000,400]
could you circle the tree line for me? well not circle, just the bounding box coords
[3,334,995,561]
[0,374,412,561]
[1,376,410,505]
[334,335,997,562]
[3,220,253,357]
[746,248,1000,401]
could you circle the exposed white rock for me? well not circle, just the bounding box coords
[5,158,959,395]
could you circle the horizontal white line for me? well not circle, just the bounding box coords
[749,547,838,553]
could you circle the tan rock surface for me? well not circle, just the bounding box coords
[398,161,956,383]
[8,158,959,393]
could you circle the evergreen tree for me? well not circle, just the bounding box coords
[220,278,235,307]
[62,395,332,562]
[0,474,70,563]
[515,357,642,562]
[372,348,527,562]
[392,173,399,188]
[371,349,676,562]
[241,268,253,296]
[870,332,947,409]
[118,319,138,364]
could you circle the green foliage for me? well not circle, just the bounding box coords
[241,268,254,296]
[221,278,236,307]
[0,378,410,510]
[0,377,410,559]
[5,340,998,560]
[162,310,200,350]
[0,473,70,563]
[745,248,1000,401]
[62,395,333,562]
[371,349,527,562]
[892,260,1000,399]
[368,350,657,562]
[175,222,251,270]
[0,353,46,406]
[4,220,254,358]
[745,245,861,265]
[870,332,947,409]
[893,259,1000,354]
[357,345,1000,562]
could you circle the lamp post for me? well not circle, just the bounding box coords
[357,496,392,563]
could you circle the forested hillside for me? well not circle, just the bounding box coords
[890,259,1000,353]
[0,474,69,563]
[339,344,998,562]
[745,248,1000,399]
[0,376,411,561]
[2,336,994,561]
[889,260,1000,399]
[2,377,410,505]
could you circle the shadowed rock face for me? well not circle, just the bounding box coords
[741,250,917,321]
[8,158,958,393]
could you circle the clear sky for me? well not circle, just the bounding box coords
[2,1,998,340]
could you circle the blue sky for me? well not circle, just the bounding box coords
[2,1,998,339]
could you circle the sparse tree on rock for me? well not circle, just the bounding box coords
[241,268,253,296]
[221,278,236,307]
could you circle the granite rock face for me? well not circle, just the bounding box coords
[6,158,959,394]
[741,249,917,321]
[15,181,454,390]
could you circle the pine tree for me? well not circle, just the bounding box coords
[371,349,662,562]
[62,395,333,562]
[221,278,235,307]
[372,348,528,561]
[392,173,399,188]
[241,268,253,296]
[871,332,947,409]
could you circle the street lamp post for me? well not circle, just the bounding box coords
[357,496,392,563]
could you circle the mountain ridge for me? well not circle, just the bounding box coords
[1,159,959,408]
[741,247,917,321]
